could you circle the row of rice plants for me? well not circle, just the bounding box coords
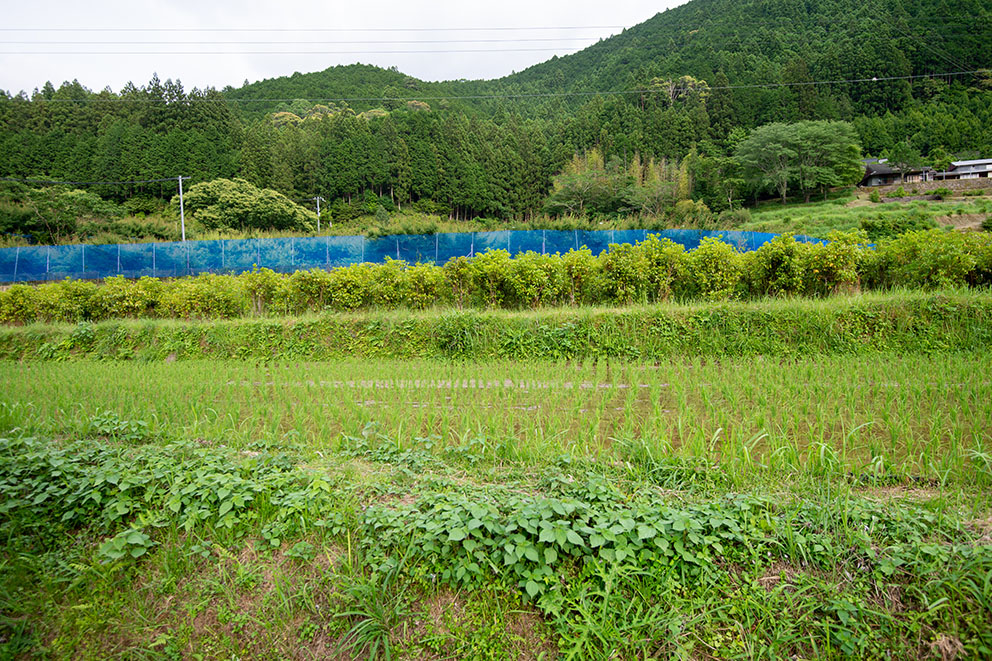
[3,354,989,485]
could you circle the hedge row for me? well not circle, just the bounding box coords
[1,230,991,324]
[1,291,989,361]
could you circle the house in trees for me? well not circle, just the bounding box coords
[934,158,992,180]
[859,159,935,186]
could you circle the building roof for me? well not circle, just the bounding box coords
[864,161,933,177]
[950,159,992,167]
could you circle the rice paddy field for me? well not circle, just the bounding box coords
[2,296,992,659]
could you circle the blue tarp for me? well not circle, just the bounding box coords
[0,229,826,283]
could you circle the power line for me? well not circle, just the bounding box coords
[0,25,628,32]
[1,176,184,186]
[2,37,606,45]
[1,48,585,55]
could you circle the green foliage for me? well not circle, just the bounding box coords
[640,235,688,302]
[178,178,317,233]
[3,233,992,325]
[877,230,984,289]
[735,121,863,204]
[0,184,125,244]
[746,234,808,297]
[686,237,744,300]
[860,210,938,241]
[468,250,514,308]
[0,435,339,561]
[600,243,648,305]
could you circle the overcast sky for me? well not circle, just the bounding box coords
[1,1,687,96]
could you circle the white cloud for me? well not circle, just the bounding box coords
[0,0,682,94]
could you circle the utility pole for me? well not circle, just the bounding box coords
[177,175,190,241]
[311,195,326,232]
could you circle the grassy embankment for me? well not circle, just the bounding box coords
[1,289,990,361]
[1,290,991,659]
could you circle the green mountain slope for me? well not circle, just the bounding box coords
[228,0,991,119]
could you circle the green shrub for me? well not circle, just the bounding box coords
[443,256,473,308]
[370,258,409,308]
[327,263,375,311]
[716,208,752,228]
[468,250,514,308]
[286,268,334,314]
[860,211,937,241]
[601,242,648,305]
[880,230,976,289]
[671,199,714,229]
[34,279,99,323]
[686,237,744,300]
[241,267,282,315]
[639,235,689,302]
[90,276,162,319]
[507,251,567,309]
[869,190,882,203]
[746,234,809,297]
[0,284,40,324]
[932,187,953,200]
[561,248,602,306]
[962,233,992,287]
[804,231,866,296]
[406,263,449,309]
[158,273,248,319]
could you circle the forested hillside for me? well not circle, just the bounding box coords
[1,0,990,226]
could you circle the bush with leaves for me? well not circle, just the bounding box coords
[880,230,976,289]
[745,234,810,297]
[33,278,100,323]
[406,262,450,309]
[601,242,649,305]
[89,276,163,318]
[686,237,744,300]
[640,235,689,302]
[507,251,567,309]
[468,250,515,308]
[177,178,316,233]
[443,256,473,308]
[860,210,937,241]
[561,248,602,306]
[158,273,248,319]
[327,263,376,311]
[804,231,866,295]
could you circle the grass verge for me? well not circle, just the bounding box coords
[1,289,990,361]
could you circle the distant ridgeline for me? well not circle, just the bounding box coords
[0,230,823,283]
[0,0,990,225]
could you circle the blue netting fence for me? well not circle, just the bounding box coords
[0,229,825,283]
